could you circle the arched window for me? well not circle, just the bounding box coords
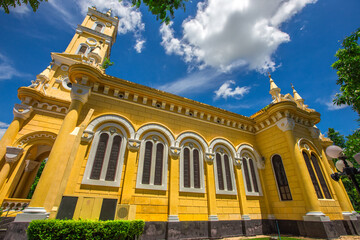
[136,133,168,191]
[179,141,205,193]
[76,44,89,55]
[271,154,292,201]
[92,21,105,33]
[302,151,332,199]
[241,152,262,196]
[82,124,127,187]
[213,146,237,195]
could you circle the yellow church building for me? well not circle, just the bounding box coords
[0,7,359,239]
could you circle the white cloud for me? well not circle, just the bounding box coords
[134,39,145,53]
[160,0,316,72]
[214,80,250,100]
[10,4,31,15]
[159,69,222,94]
[316,97,348,111]
[0,53,28,80]
[0,122,9,140]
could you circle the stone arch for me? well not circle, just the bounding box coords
[175,132,209,152]
[297,138,322,157]
[85,114,136,139]
[15,131,57,148]
[209,138,237,158]
[237,144,263,169]
[135,123,175,147]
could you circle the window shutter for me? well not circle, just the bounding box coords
[216,153,224,190]
[242,158,252,192]
[193,149,200,189]
[303,152,323,199]
[224,154,233,191]
[154,143,164,185]
[249,159,259,192]
[311,154,332,199]
[90,133,109,180]
[142,141,153,184]
[272,155,292,200]
[183,148,190,188]
[105,135,122,181]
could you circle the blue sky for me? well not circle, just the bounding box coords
[0,0,359,138]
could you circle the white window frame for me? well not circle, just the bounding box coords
[136,132,168,191]
[92,21,105,33]
[213,146,237,195]
[240,150,263,196]
[82,123,127,187]
[179,140,205,193]
[75,43,91,56]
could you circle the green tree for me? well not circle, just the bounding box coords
[327,128,346,148]
[27,160,46,199]
[1,0,47,14]
[332,28,360,115]
[327,128,360,211]
[130,0,188,24]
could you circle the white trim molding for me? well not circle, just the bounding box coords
[135,124,175,147]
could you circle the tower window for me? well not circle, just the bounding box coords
[92,22,105,33]
[95,23,103,32]
[271,154,292,201]
[76,44,90,56]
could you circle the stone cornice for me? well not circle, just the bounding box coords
[76,25,113,46]
[87,7,119,26]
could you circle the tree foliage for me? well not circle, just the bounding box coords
[1,0,47,14]
[27,159,46,199]
[332,28,360,115]
[327,128,360,211]
[130,0,188,24]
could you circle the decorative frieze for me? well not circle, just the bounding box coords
[17,133,57,147]
[276,117,295,132]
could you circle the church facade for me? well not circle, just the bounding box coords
[0,7,359,239]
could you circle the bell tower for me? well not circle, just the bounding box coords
[64,6,119,65]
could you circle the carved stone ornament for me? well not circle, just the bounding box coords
[205,153,215,163]
[169,146,181,159]
[5,147,24,163]
[81,130,94,143]
[127,139,141,152]
[70,83,91,104]
[13,104,33,120]
[25,160,40,172]
[309,126,320,139]
[234,157,242,167]
[276,117,295,132]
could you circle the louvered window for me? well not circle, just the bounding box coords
[214,148,236,195]
[82,125,126,187]
[180,142,205,193]
[241,153,262,196]
[272,154,292,201]
[78,45,88,55]
[302,152,332,199]
[137,136,168,191]
[95,23,103,32]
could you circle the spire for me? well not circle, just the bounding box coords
[268,73,281,103]
[269,72,280,91]
[291,84,303,102]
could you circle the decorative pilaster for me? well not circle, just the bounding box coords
[23,82,91,220]
[168,151,180,222]
[276,117,324,220]
[13,160,39,198]
[204,156,218,221]
[233,160,250,220]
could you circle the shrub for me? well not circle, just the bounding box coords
[27,219,145,240]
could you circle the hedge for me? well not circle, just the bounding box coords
[27,219,145,240]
